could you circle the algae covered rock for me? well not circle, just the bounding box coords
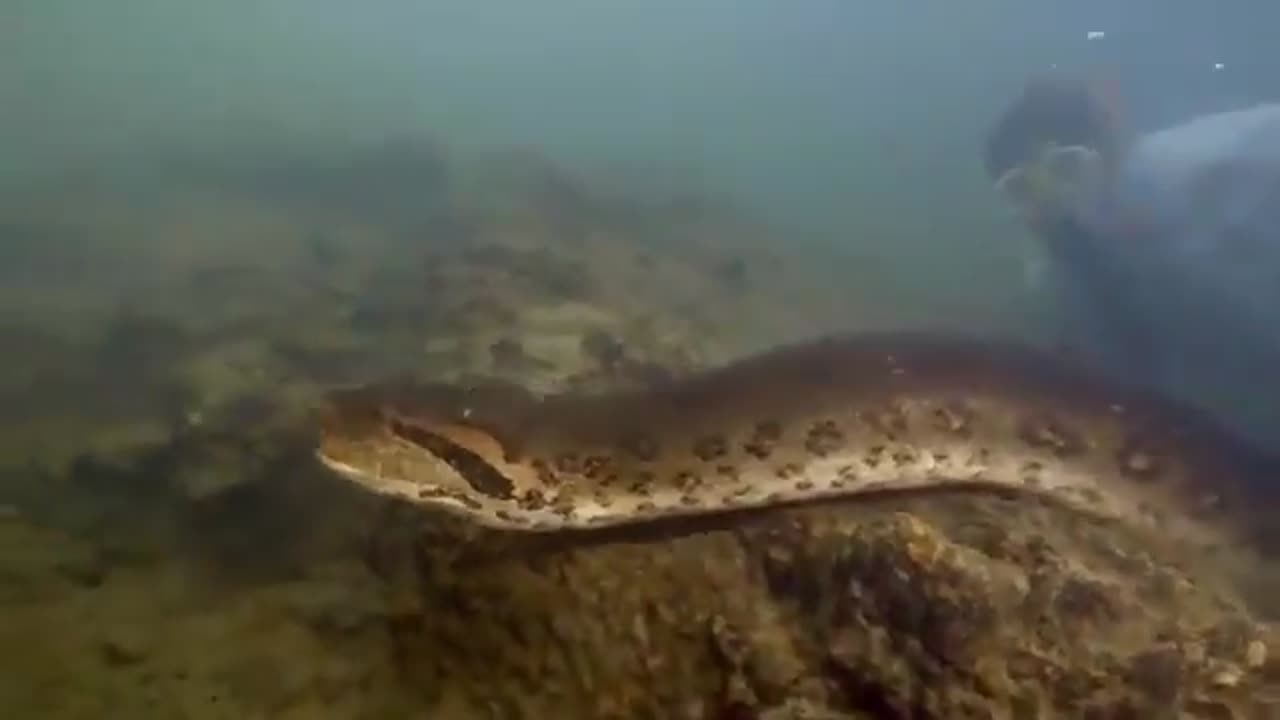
[348,493,1276,719]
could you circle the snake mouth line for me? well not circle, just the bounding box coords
[385,417,516,500]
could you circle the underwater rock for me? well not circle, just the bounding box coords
[568,327,682,392]
[488,337,552,374]
[53,552,108,589]
[98,627,149,667]
[349,498,1275,719]
[579,328,627,371]
[169,441,253,501]
[461,146,597,226]
[96,312,190,375]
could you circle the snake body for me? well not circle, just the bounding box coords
[315,332,1274,550]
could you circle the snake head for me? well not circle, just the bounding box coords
[314,379,544,520]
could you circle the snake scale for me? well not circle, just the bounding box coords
[315,331,1275,552]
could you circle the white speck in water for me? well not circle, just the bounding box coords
[1086,31,1105,40]
[1213,62,1225,71]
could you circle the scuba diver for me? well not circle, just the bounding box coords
[983,74,1280,449]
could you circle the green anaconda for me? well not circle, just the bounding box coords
[314,332,1276,551]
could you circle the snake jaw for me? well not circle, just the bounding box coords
[313,381,558,528]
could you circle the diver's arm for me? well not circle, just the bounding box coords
[1039,218,1160,383]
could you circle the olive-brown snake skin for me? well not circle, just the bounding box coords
[316,332,1276,553]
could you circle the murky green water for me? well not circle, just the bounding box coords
[2,2,1277,717]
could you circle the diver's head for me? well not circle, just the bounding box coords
[984,75,1127,235]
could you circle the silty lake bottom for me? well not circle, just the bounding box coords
[0,138,1275,719]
